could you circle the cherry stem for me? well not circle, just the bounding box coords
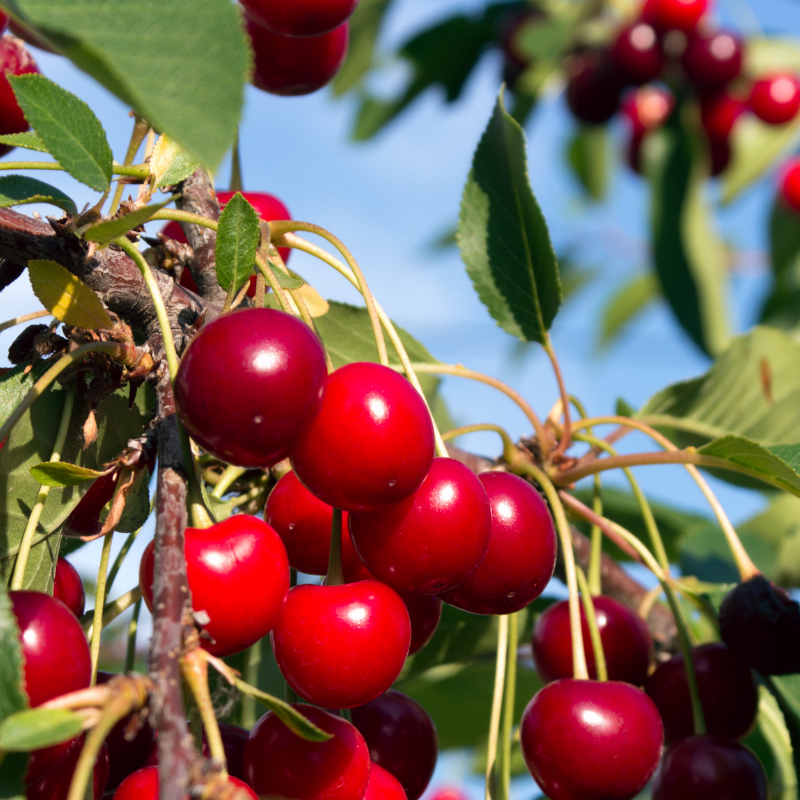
[181,648,227,774]
[210,465,247,500]
[0,309,50,333]
[240,640,261,730]
[10,385,75,590]
[543,335,572,461]
[326,508,345,587]
[83,586,142,635]
[499,611,519,800]
[90,531,114,685]
[109,115,150,216]
[125,596,142,673]
[486,613,509,800]
[254,251,294,314]
[0,160,150,178]
[576,566,608,682]
[441,423,519,465]
[106,526,144,597]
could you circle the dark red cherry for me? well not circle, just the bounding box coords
[175,307,327,468]
[645,642,758,742]
[532,596,653,686]
[244,705,370,800]
[27,740,109,800]
[682,31,743,90]
[622,86,674,136]
[652,735,768,800]
[781,158,800,212]
[719,574,800,675]
[242,0,357,38]
[365,763,407,800]
[349,458,491,594]
[351,690,438,800]
[566,50,623,124]
[441,472,556,615]
[246,14,349,97]
[749,74,800,125]
[113,766,257,800]
[520,679,663,800]
[610,22,663,86]
[641,0,708,33]
[291,362,435,512]
[709,135,731,176]
[10,591,91,708]
[52,557,85,617]
[700,90,745,139]
[271,581,410,708]
[26,738,81,786]
[63,470,119,538]
[0,36,40,157]
[0,14,8,34]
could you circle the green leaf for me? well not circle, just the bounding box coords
[0,175,76,216]
[599,273,659,348]
[115,468,150,534]
[29,462,106,487]
[746,37,800,75]
[458,89,561,344]
[649,120,730,356]
[9,74,112,192]
[767,674,800,783]
[739,494,800,588]
[83,197,175,246]
[8,0,248,171]
[216,193,260,294]
[28,260,113,329]
[273,270,304,290]
[149,134,200,189]
[753,687,799,800]
[567,125,608,202]
[760,200,800,330]
[0,707,83,751]
[0,131,48,153]
[235,682,332,742]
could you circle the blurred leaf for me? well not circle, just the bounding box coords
[599,273,659,348]
[0,176,76,216]
[458,90,561,344]
[215,193,259,294]
[761,200,800,330]
[515,14,571,63]
[83,197,175,246]
[649,120,730,357]
[767,674,800,782]
[7,0,248,170]
[752,686,799,799]
[746,37,800,75]
[273,271,304,290]
[9,74,112,192]
[235,682,332,742]
[149,135,201,189]
[567,125,608,202]
[29,461,106,487]
[0,707,83,751]
[740,493,800,587]
[28,260,113,329]
[0,131,47,153]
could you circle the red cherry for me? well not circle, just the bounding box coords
[622,86,674,136]
[113,766,257,800]
[652,735,768,800]
[781,158,800,212]
[53,557,85,618]
[27,740,109,800]
[441,472,556,615]
[26,738,82,786]
[351,690,438,800]
[700,90,745,139]
[645,642,758,742]
[682,31,743,90]
[175,307,327,468]
[610,23,664,86]
[532,596,653,686]
[349,458,491,594]
[427,788,469,800]
[246,14,349,97]
[709,135,731,176]
[291,362,435,512]
[520,679,663,800]
[749,73,800,125]
[566,50,623,124]
[641,0,708,33]
[244,705,371,800]
[10,591,91,708]
[0,36,39,157]
[63,470,119,538]
[365,763,407,800]
[242,0,357,38]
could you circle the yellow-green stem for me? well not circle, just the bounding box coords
[83,586,142,635]
[211,465,247,499]
[0,160,150,179]
[588,476,603,596]
[109,116,150,215]
[105,528,142,597]
[441,424,519,464]
[241,640,261,729]
[65,707,124,800]
[576,566,607,681]
[90,532,114,685]
[486,614,509,800]
[125,597,142,673]
[499,612,519,800]
[182,650,227,773]
[0,309,50,334]
[544,335,572,461]
[254,252,294,314]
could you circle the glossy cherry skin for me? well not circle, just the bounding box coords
[521,679,663,800]
[782,158,800,212]
[349,458,491,594]
[652,735,768,800]
[27,741,109,800]
[0,36,40,157]
[63,470,119,539]
[427,788,469,800]
[566,50,623,124]
[532,596,653,686]
[351,690,438,800]
[244,705,371,800]
[700,90,745,139]
[610,23,663,86]
[291,362,435,512]
[750,74,800,125]
[246,15,349,97]
[10,591,91,708]
[365,763,407,800]
[271,580,411,708]
[641,0,708,33]
[682,31,743,90]
[52,557,85,617]
[141,514,289,657]
[242,0,358,38]
[442,472,556,615]
[175,307,327,468]
[113,766,257,800]
[26,737,82,786]
[645,642,758,742]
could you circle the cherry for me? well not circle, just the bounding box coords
[441,472,556,615]
[174,307,327,468]
[781,158,800,213]
[351,690,438,800]
[427,788,469,800]
[610,22,664,86]
[520,679,663,800]
[0,15,6,34]
[719,574,800,675]
[644,642,758,742]
[349,458,491,594]
[641,0,708,33]
[27,740,109,800]
[53,557,85,617]
[246,14,349,97]
[682,31,743,90]
[271,580,411,708]
[532,596,652,686]
[113,766,257,800]
[364,763,407,800]
[242,0,357,38]
[243,705,371,800]
[63,470,119,538]
[623,87,674,173]
[710,135,731,176]
[749,74,800,126]
[26,738,81,786]
[291,362,435,512]
[565,50,623,124]
[141,514,289,657]
[0,36,40,158]
[10,591,91,708]
[700,90,745,139]
[652,735,768,800]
